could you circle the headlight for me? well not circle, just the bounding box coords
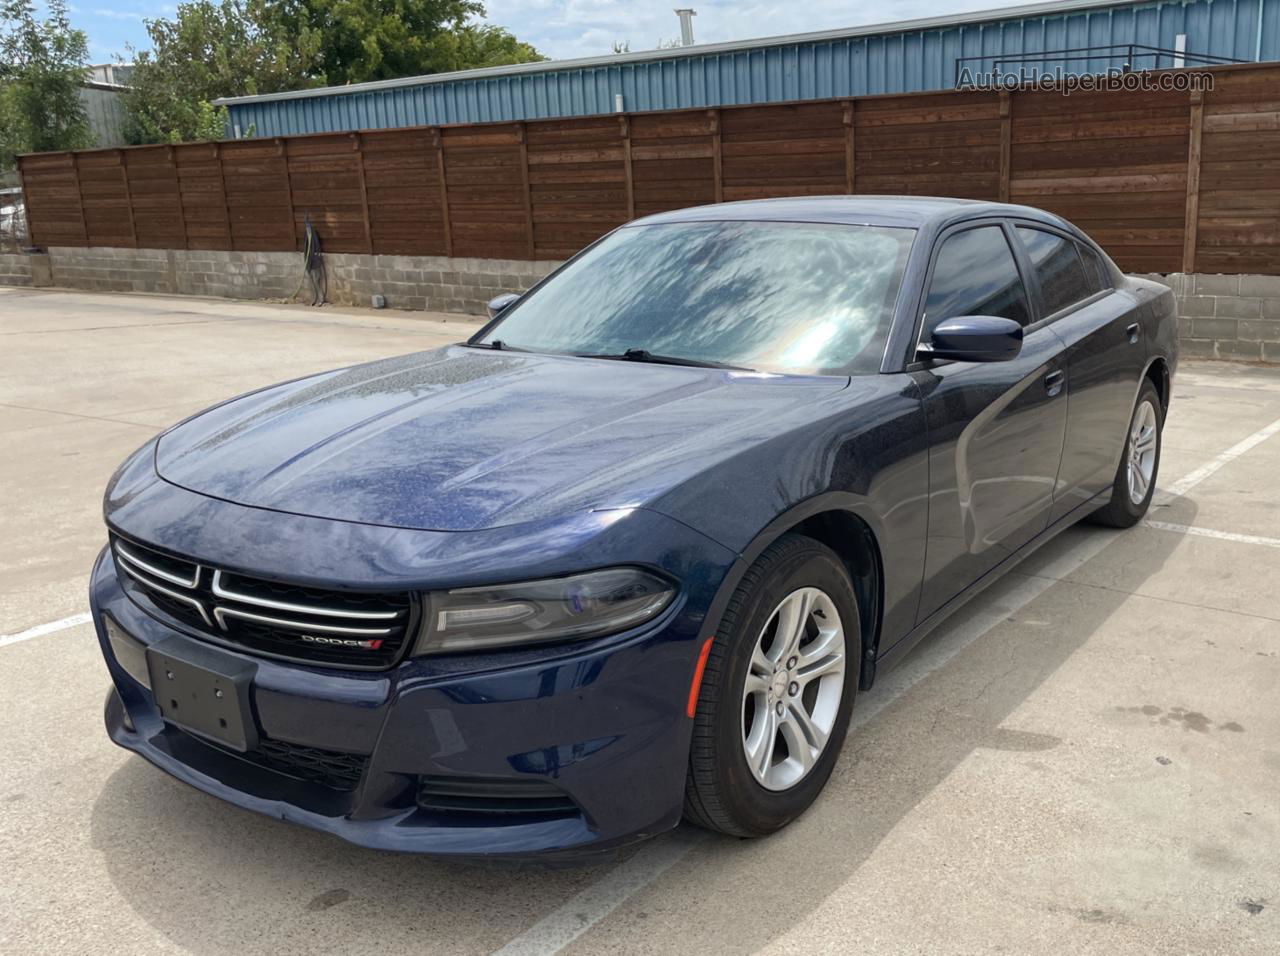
[414,567,675,655]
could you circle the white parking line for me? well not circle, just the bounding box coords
[491,829,706,956]
[1144,519,1280,549]
[490,412,1280,956]
[0,612,93,648]
[1156,416,1280,502]
[1177,370,1280,393]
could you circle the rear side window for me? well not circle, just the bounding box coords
[923,225,1032,337]
[1016,226,1093,316]
[1077,241,1113,292]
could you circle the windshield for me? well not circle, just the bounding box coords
[473,220,915,375]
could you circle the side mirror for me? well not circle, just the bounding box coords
[486,292,521,319]
[921,315,1023,363]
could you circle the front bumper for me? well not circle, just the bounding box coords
[91,544,716,861]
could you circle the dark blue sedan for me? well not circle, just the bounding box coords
[92,197,1177,860]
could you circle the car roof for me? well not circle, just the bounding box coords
[631,195,1074,232]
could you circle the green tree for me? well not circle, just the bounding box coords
[122,0,324,144]
[426,21,545,73]
[123,0,544,144]
[0,0,91,167]
[279,0,544,86]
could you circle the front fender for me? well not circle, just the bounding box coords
[648,375,931,687]
[700,489,883,613]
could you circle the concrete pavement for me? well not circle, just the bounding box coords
[1,288,1277,954]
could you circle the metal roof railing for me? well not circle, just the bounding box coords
[214,0,1151,107]
[954,43,1246,86]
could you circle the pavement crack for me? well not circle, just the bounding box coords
[0,401,161,431]
[0,316,253,335]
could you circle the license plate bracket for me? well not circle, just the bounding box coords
[146,637,258,752]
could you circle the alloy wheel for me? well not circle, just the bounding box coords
[741,587,846,791]
[1127,399,1158,504]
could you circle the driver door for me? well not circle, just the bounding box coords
[912,221,1068,623]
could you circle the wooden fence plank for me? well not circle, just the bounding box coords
[278,139,297,251]
[843,100,855,194]
[518,122,535,257]
[171,146,189,249]
[215,144,233,249]
[69,152,88,245]
[999,91,1012,203]
[14,61,1280,275]
[119,149,137,247]
[621,116,635,221]
[710,109,723,203]
[353,132,373,254]
[1183,90,1205,274]
[433,129,453,257]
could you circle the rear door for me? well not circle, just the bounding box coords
[1010,224,1147,524]
[913,221,1069,623]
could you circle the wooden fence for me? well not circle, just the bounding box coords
[15,62,1280,275]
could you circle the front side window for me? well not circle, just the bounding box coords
[922,226,1031,338]
[1016,226,1093,316]
[474,221,915,375]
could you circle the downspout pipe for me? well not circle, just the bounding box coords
[1258,0,1267,62]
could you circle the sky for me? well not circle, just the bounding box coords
[66,0,1014,66]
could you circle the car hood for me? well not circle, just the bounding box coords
[155,346,846,531]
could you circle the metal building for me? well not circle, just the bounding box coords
[79,82,129,148]
[216,0,1280,137]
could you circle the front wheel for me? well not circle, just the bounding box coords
[1090,379,1163,528]
[684,534,859,837]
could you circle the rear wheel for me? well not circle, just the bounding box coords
[1090,380,1163,528]
[684,534,859,837]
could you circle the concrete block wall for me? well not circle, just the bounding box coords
[178,251,299,299]
[0,252,33,287]
[42,246,178,294]
[1160,273,1280,363]
[37,247,300,299]
[0,247,561,315]
[0,247,1276,361]
[324,253,562,314]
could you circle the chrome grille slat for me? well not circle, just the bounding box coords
[109,535,414,669]
[114,541,201,589]
[213,606,394,636]
[116,561,213,626]
[210,570,402,620]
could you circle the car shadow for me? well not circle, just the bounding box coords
[618,511,1195,951]
[89,511,1189,954]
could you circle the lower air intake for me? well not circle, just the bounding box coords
[255,739,370,791]
[416,775,578,816]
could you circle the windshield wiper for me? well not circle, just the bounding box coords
[464,339,532,353]
[575,348,750,371]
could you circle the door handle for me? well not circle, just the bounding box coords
[1044,369,1065,396]
[1126,322,1141,343]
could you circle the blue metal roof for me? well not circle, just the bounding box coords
[219,0,1280,137]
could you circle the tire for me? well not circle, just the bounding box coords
[1090,379,1163,528]
[684,533,860,837]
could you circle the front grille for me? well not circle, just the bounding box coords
[111,535,415,669]
[417,775,578,817]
